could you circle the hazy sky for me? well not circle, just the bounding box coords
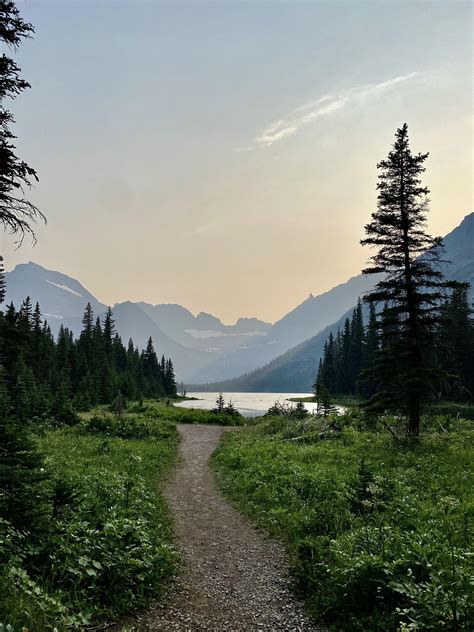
[2,0,472,323]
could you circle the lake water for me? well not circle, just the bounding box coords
[175,392,321,418]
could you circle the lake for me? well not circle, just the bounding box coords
[175,391,321,418]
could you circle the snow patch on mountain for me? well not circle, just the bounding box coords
[185,329,268,340]
[46,280,83,298]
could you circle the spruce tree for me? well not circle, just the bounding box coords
[0,255,5,304]
[0,0,45,244]
[438,283,474,400]
[350,298,365,392]
[0,368,48,529]
[213,392,225,413]
[224,398,239,417]
[340,317,353,393]
[164,358,177,396]
[19,295,32,325]
[102,306,115,361]
[294,401,308,418]
[142,337,163,397]
[32,301,41,334]
[313,358,323,400]
[80,302,94,338]
[315,382,336,418]
[361,124,455,436]
[320,332,336,393]
[361,302,379,396]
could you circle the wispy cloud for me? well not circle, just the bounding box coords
[253,72,420,148]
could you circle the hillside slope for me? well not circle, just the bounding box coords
[188,308,354,392]
[5,262,106,322]
[184,274,379,383]
[195,212,473,392]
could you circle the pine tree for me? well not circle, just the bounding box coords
[33,301,41,334]
[142,337,164,397]
[18,295,33,330]
[102,306,115,361]
[315,382,336,418]
[294,401,308,418]
[164,358,177,396]
[11,354,38,420]
[340,317,353,393]
[78,302,94,368]
[0,0,45,244]
[213,392,225,413]
[361,124,456,436]
[81,302,94,338]
[438,283,474,400]
[321,332,336,392]
[313,358,323,399]
[0,367,48,529]
[351,298,365,392]
[0,255,5,304]
[224,398,239,417]
[361,302,379,396]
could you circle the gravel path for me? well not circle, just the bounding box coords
[138,424,319,631]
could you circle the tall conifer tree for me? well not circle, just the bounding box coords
[361,124,455,435]
[0,256,5,304]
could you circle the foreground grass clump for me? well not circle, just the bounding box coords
[0,414,178,630]
[213,414,474,631]
[124,399,244,426]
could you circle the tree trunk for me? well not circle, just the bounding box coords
[408,395,420,437]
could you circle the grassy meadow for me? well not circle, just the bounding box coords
[0,398,244,630]
[2,396,473,630]
[1,402,179,629]
[213,411,474,631]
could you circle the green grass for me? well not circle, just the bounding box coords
[125,399,245,426]
[213,415,474,631]
[0,410,178,630]
[288,394,365,407]
[428,401,474,420]
[288,396,474,420]
[80,399,244,427]
[0,398,242,630]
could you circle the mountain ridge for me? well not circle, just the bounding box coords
[189,212,474,391]
[4,213,472,385]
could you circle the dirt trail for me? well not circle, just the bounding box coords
[139,424,319,631]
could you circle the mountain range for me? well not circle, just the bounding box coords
[4,212,472,387]
[194,212,474,391]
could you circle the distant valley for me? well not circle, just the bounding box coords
[5,212,473,386]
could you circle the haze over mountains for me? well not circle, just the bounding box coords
[5,213,473,387]
[196,212,474,391]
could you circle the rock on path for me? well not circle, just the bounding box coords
[139,424,320,631]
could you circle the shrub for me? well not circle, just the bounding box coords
[82,413,175,440]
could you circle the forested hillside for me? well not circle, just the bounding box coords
[199,212,474,393]
[0,292,177,420]
[316,287,474,401]
[188,308,354,392]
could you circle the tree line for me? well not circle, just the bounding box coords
[316,299,376,398]
[317,286,474,402]
[0,289,178,423]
